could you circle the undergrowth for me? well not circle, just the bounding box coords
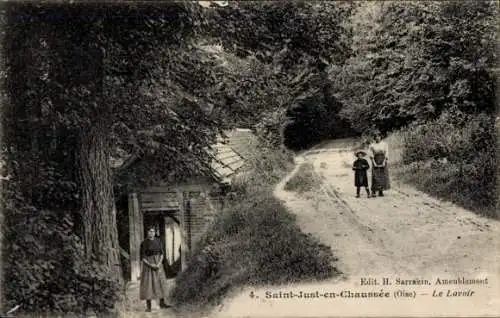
[3,194,121,316]
[1,156,121,316]
[389,113,497,218]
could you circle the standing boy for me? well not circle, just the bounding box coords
[352,150,370,198]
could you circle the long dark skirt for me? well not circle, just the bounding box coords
[371,164,390,191]
[139,255,168,300]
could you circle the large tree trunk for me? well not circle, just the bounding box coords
[77,118,123,285]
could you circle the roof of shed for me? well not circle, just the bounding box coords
[226,128,259,160]
[208,128,257,182]
[110,128,258,184]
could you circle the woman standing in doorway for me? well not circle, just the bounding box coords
[140,227,170,312]
[369,131,390,197]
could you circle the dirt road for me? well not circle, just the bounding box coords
[211,140,500,317]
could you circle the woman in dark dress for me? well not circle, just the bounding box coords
[140,227,170,312]
[369,132,390,197]
[352,150,371,198]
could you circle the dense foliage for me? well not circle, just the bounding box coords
[201,1,357,149]
[329,1,497,134]
[3,187,120,314]
[399,113,496,215]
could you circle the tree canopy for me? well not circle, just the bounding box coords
[329,0,498,134]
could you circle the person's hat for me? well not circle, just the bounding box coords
[355,150,367,157]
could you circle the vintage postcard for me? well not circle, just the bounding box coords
[0,1,498,317]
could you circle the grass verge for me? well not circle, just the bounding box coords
[284,163,320,194]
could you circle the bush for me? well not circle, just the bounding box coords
[3,186,121,315]
[398,113,496,217]
[170,193,338,309]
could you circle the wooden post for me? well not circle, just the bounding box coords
[176,190,188,271]
[128,192,142,282]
